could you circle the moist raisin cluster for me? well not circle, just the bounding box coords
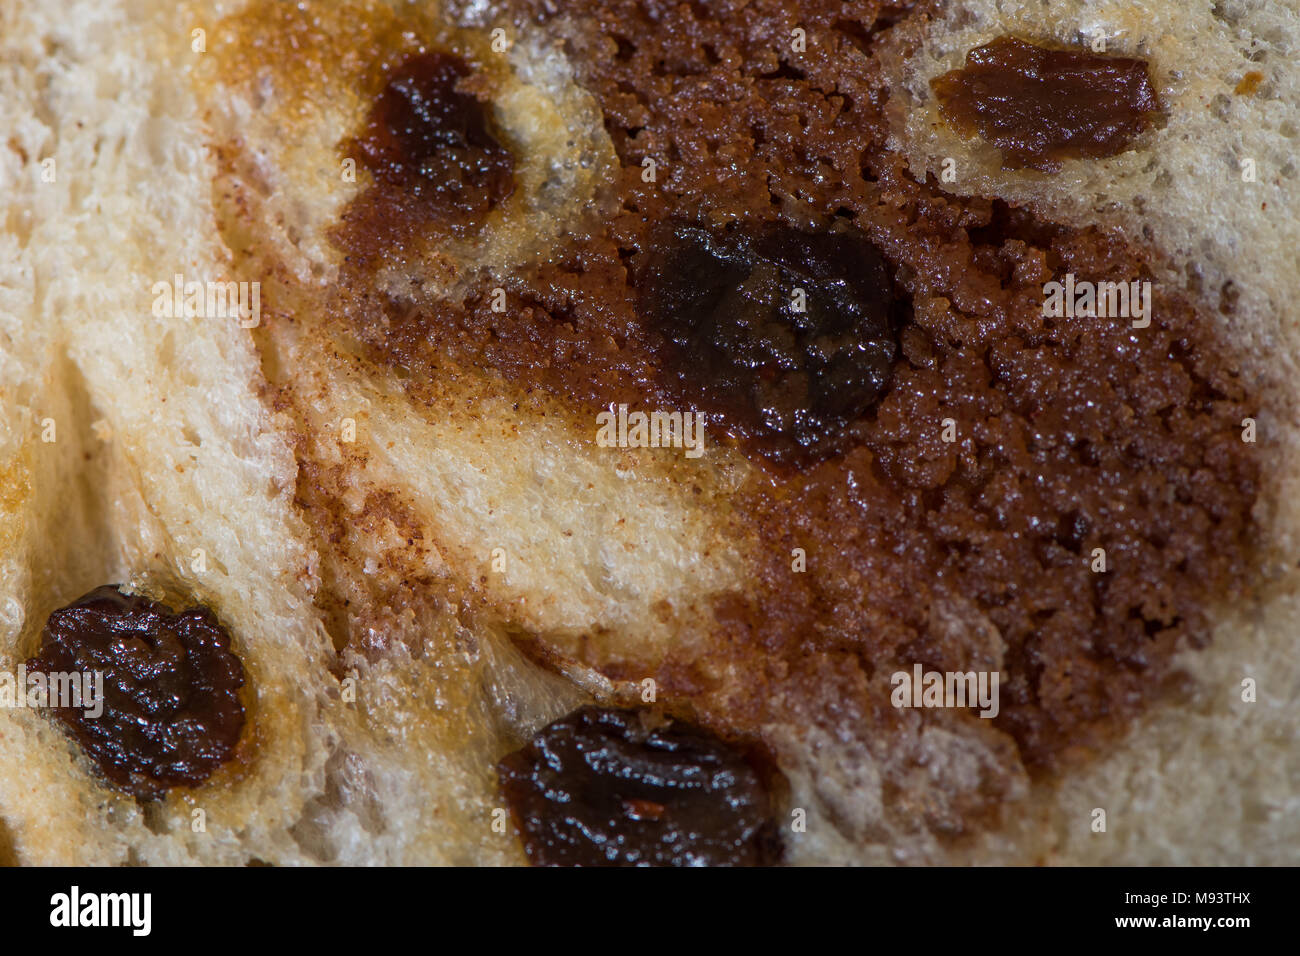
[498,707,780,866]
[28,586,246,799]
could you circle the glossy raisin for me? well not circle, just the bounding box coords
[640,224,898,464]
[931,36,1163,172]
[498,707,781,866]
[27,586,246,800]
[338,51,514,260]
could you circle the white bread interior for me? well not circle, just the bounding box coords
[0,0,1294,864]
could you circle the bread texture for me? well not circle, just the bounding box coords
[877,0,1300,865]
[0,0,586,865]
[0,0,1295,865]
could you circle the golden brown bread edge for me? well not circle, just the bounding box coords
[0,0,1295,864]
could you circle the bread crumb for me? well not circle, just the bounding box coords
[1235,71,1264,95]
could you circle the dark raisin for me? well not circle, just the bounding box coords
[497,706,781,867]
[337,51,514,261]
[640,223,899,464]
[27,586,246,800]
[931,36,1163,172]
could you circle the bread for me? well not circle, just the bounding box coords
[876,0,1300,865]
[0,0,1294,865]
